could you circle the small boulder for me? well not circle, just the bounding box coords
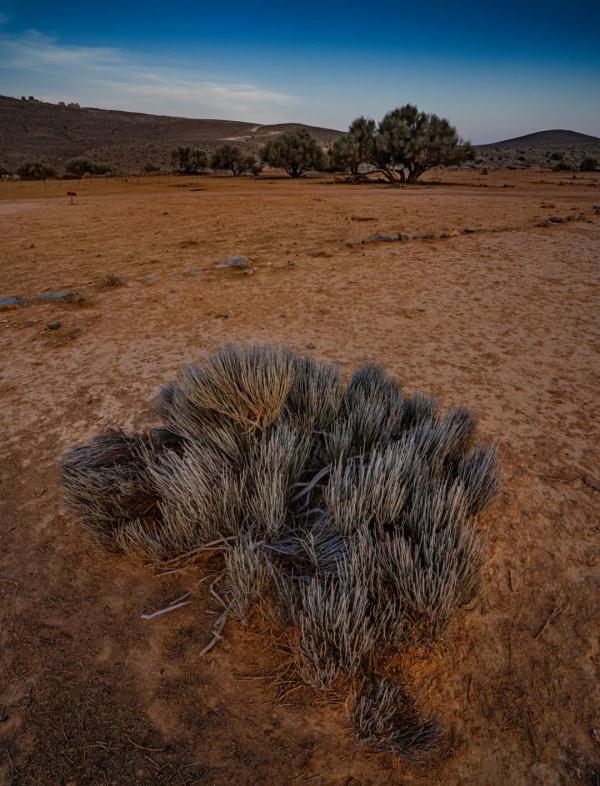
[372,233,400,242]
[0,296,26,311]
[143,275,156,284]
[33,290,81,303]
[462,227,478,234]
[215,255,249,269]
[46,320,62,331]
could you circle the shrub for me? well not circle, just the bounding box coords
[580,157,598,172]
[171,146,208,175]
[262,130,326,177]
[15,161,56,180]
[330,117,376,179]
[61,344,499,756]
[144,162,161,173]
[65,158,112,177]
[210,144,259,176]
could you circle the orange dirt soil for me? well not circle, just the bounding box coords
[0,170,599,785]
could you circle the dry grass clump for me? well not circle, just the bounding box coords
[351,675,442,759]
[61,343,499,758]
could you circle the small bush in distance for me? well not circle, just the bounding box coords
[580,157,598,172]
[211,144,260,176]
[66,158,113,177]
[16,160,56,180]
[61,344,499,759]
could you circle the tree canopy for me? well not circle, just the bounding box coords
[262,129,325,177]
[333,105,473,183]
[211,144,260,176]
[171,146,208,175]
[15,161,56,181]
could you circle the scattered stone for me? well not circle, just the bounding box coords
[305,342,316,350]
[350,215,376,222]
[46,320,61,331]
[462,227,478,234]
[420,233,435,240]
[548,213,586,224]
[215,255,249,269]
[372,233,401,242]
[143,275,156,284]
[169,288,176,293]
[287,260,296,267]
[189,266,201,276]
[0,296,26,311]
[33,290,81,304]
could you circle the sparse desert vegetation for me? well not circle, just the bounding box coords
[1,168,599,785]
[61,343,499,755]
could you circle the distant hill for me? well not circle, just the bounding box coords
[477,129,600,150]
[0,95,342,174]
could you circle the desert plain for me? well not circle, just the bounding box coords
[0,169,599,785]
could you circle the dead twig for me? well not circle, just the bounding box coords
[199,609,228,656]
[534,598,570,640]
[124,734,165,752]
[141,592,191,620]
[540,473,599,492]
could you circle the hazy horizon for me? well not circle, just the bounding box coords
[1,0,599,145]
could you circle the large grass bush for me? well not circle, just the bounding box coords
[62,344,499,757]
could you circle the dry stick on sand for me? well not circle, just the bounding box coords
[534,598,570,640]
[141,592,192,620]
[199,610,229,656]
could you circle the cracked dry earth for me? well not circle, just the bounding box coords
[0,170,599,786]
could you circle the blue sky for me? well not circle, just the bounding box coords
[1,1,599,143]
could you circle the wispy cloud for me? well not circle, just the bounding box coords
[0,30,295,120]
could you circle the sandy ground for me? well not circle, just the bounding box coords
[0,171,599,786]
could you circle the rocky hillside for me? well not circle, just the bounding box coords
[474,129,600,171]
[0,95,342,174]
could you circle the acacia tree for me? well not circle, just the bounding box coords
[171,146,208,175]
[336,105,473,184]
[211,144,259,176]
[262,129,325,177]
